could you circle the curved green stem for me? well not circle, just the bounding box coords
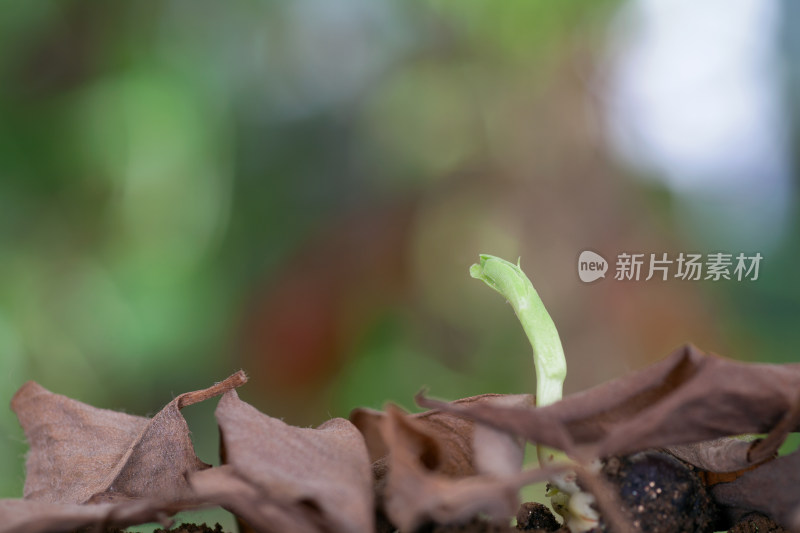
[470,254,597,532]
[469,254,566,407]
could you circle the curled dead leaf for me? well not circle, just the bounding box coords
[1,371,247,533]
[192,390,374,533]
[352,395,547,532]
[417,345,800,530]
[351,394,533,479]
[417,346,800,464]
[711,448,800,532]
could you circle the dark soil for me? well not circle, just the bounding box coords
[601,451,720,533]
[153,524,225,533]
[419,510,563,533]
[75,524,224,533]
[418,517,516,532]
[516,502,563,532]
[67,503,790,533]
[396,502,565,533]
[728,513,788,533]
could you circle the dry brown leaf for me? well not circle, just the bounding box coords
[2,372,247,533]
[417,345,800,466]
[351,393,533,479]
[11,371,246,505]
[197,389,374,533]
[191,466,322,533]
[357,397,549,532]
[663,439,757,476]
[472,395,531,477]
[382,405,559,532]
[351,393,533,532]
[11,371,247,503]
[416,345,800,529]
[711,448,800,533]
[0,498,186,533]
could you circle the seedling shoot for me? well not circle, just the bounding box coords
[470,254,598,532]
[469,254,566,408]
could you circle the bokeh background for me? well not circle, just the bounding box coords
[2,0,799,529]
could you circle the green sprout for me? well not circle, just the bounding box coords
[469,254,566,408]
[470,254,598,532]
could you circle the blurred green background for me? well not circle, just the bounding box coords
[2,0,799,530]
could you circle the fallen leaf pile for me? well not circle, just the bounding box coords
[418,345,800,531]
[2,344,800,532]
